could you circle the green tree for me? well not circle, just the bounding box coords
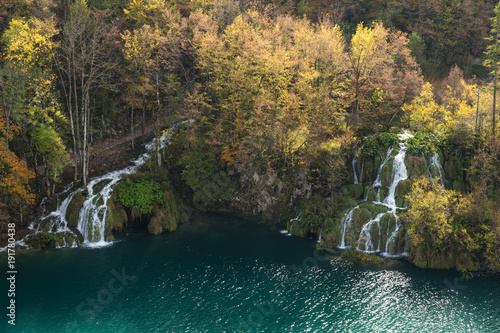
[2,17,69,198]
[484,2,500,141]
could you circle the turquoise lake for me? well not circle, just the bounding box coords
[2,212,500,332]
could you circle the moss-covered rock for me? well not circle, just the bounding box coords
[147,182,192,235]
[320,217,341,248]
[395,179,412,207]
[405,155,427,181]
[365,187,376,202]
[66,191,85,229]
[340,248,394,264]
[369,221,380,250]
[361,155,382,186]
[344,184,364,200]
[25,233,56,249]
[381,162,392,187]
[360,202,388,216]
[105,192,128,237]
[351,207,371,237]
[379,213,396,249]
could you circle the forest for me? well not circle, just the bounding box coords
[1,0,500,272]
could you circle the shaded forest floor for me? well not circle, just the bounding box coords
[62,122,157,189]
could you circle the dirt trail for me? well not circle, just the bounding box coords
[78,122,157,179]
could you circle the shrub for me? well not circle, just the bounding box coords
[118,177,165,214]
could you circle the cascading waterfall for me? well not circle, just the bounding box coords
[384,212,401,256]
[429,153,445,185]
[356,212,385,253]
[373,147,393,188]
[383,143,408,209]
[339,136,412,257]
[338,206,358,249]
[76,120,191,246]
[287,213,302,236]
[365,147,393,201]
[1,121,191,252]
[317,226,323,243]
[352,155,359,185]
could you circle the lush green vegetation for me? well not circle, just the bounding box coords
[118,177,165,214]
[1,0,500,271]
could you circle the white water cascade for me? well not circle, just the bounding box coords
[352,155,359,185]
[339,136,411,257]
[356,212,385,253]
[365,147,393,201]
[338,206,359,249]
[429,153,445,185]
[287,213,302,236]
[77,121,191,247]
[1,121,191,252]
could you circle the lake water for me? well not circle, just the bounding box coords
[2,212,499,332]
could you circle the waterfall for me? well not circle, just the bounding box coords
[1,121,192,252]
[382,144,407,209]
[359,160,364,184]
[76,120,191,247]
[365,147,393,201]
[339,135,412,257]
[356,213,385,253]
[317,226,323,243]
[338,206,358,249]
[352,155,359,184]
[383,213,401,257]
[373,147,392,188]
[287,213,301,236]
[429,153,445,185]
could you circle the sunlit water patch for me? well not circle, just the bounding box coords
[1,213,499,332]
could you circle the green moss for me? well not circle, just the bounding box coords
[54,233,64,247]
[381,162,392,187]
[352,207,371,236]
[66,191,86,229]
[147,182,192,235]
[340,248,393,264]
[405,155,427,181]
[25,233,56,249]
[395,179,412,207]
[344,184,364,199]
[360,202,388,216]
[380,213,396,248]
[321,217,341,247]
[105,192,128,237]
[362,158,375,185]
[366,187,376,202]
[369,222,380,250]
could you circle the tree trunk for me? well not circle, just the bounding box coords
[494,56,497,142]
[142,101,146,145]
[494,33,498,141]
[131,88,135,150]
[476,89,480,133]
[155,72,162,168]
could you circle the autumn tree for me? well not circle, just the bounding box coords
[2,17,69,198]
[56,0,118,185]
[194,12,349,180]
[347,22,423,131]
